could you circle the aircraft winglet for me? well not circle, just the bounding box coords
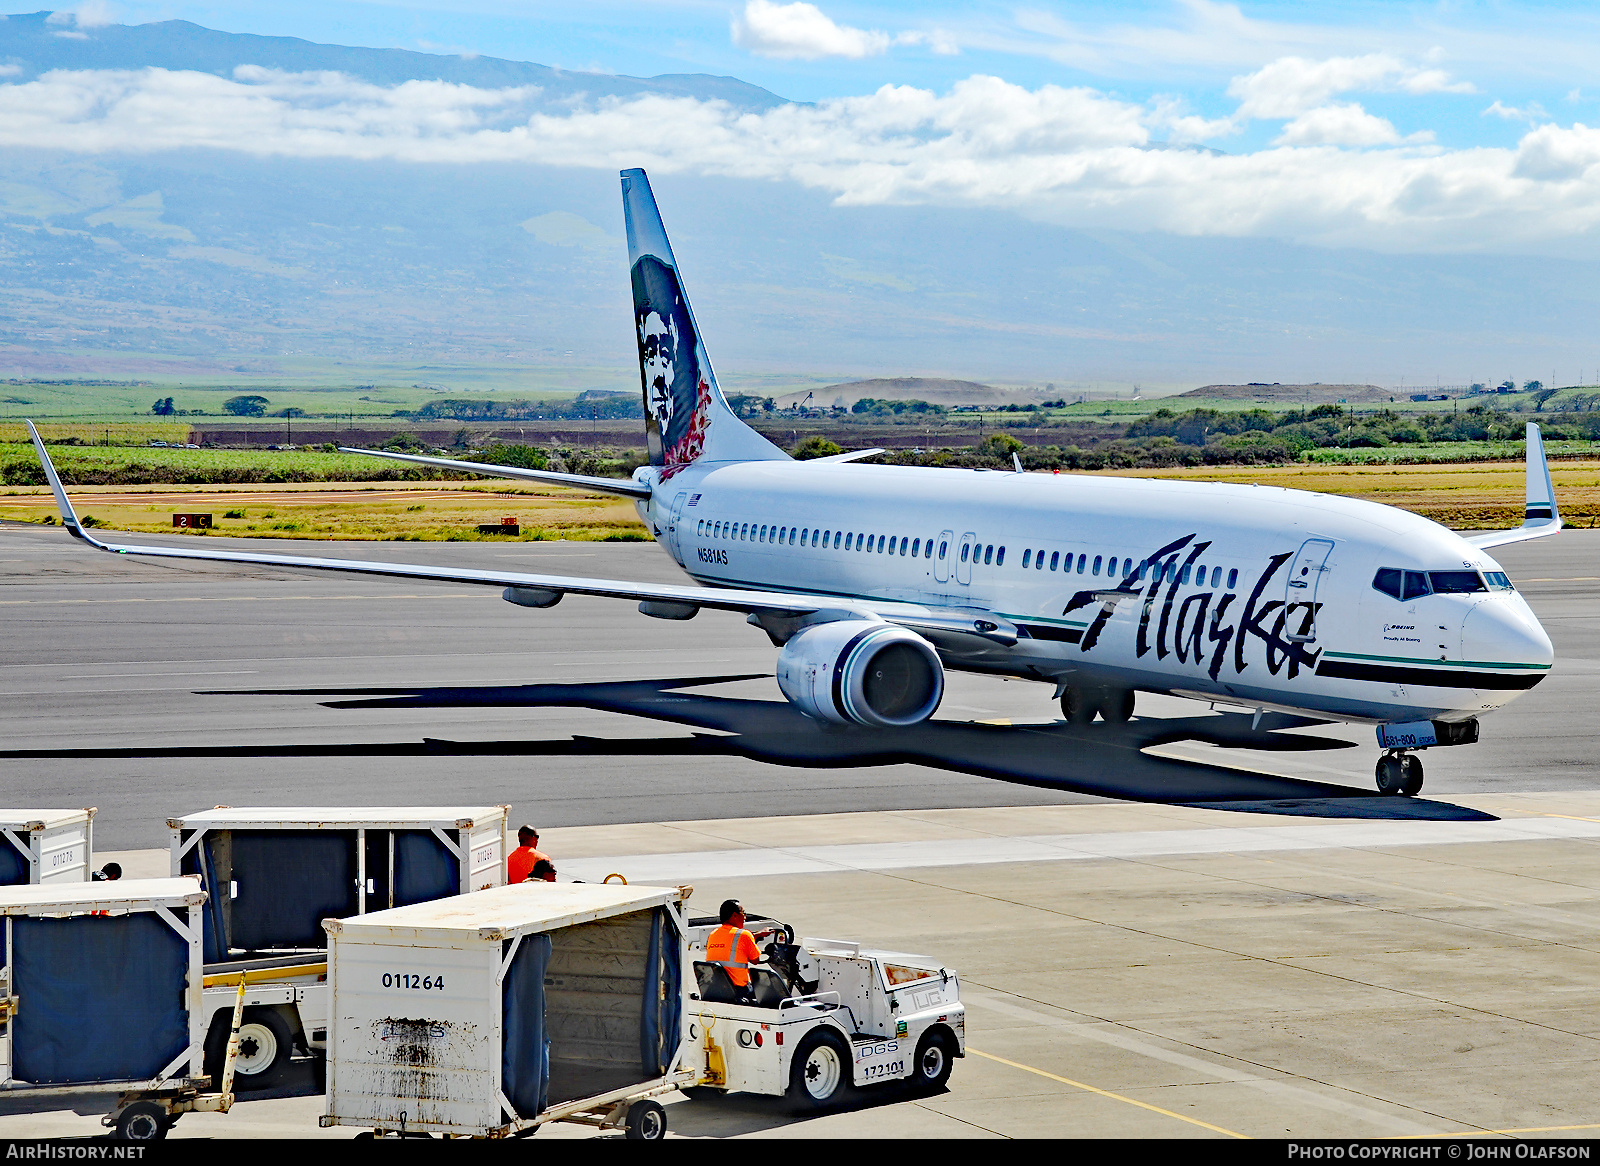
[1465,421,1563,549]
[26,421,112,549]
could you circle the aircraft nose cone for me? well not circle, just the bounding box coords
[1461,600,1554,669]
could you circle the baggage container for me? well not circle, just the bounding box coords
[168,806,509,1090]
[0,877,233,1139]
[321,882,693,1140]
[168,806,509,960]
[0,809,95,886]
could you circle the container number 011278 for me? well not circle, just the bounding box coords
[382,972,445,990]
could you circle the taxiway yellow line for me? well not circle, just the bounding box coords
[1403,1123,1600,1138]
[966,1048,1248,1139]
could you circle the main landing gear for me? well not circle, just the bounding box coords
[1061,686,1135,725]
[1375,751,1424,797]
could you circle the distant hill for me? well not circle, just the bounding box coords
[0,11,789,110]
[1181,383,1399,404]
[800,378,1001,407]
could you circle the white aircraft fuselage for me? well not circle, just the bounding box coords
[637,458,1553,725]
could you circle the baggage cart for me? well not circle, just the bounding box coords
[0,809,95,886]
[321,882,694,1140]
[168,806,509,1091]
[0,876,239,1140]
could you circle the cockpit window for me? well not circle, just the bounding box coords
[1373,567,1437,600]
[1429,570,1486,594]
[1401,571,1432,600]
[1484,571,1514,591]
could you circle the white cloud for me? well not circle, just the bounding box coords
[1229,53,1473,121]
[731,1,890,60]
[0,64,20,77]
[1274,103,1411,148]
[896,29,960,57]
[1484,99,1549,124]
[47,2,115,29]
[6,66,1600,254]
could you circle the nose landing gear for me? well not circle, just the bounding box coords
[1375,751,1424,797]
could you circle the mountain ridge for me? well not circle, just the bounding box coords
[0,11,791,110]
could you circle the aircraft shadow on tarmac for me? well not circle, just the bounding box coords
[3,675,1494,822]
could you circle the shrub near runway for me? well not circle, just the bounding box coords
[0,444,462,486]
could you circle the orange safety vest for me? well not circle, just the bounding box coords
[706,924,760,988]
[508,846,551,884]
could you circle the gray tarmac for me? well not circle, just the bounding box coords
[0,524,1595,849]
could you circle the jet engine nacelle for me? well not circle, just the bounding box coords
[776,620,944,728]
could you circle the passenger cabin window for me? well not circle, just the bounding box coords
[1023,550,1032,568]
[1211,566,1221,588]
[1430,570,1486,594]
[960,543,969,562]
[983,545,994,565]
[1226,568,1237,589]
[996,546,1006,565]
[1092,555,1101,576]
[1109,557,1118,577]
[913,538,921,557]
[925,539,933,558]
[1049,551,1059,571]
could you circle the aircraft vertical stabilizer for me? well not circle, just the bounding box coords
[621,168,788,475]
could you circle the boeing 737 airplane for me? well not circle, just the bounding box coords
[27,168,1562,798]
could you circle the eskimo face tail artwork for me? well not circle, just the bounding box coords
[632,254,710,474]
[622,168,712,477]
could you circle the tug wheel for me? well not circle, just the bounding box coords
[911,1030,956,1092]
[787,1029,851,1111]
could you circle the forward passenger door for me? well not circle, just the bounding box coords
[956,532,975,586]
[1283,538,1335,643]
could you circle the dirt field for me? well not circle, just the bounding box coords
[1114,459,1600,529]
[0,481,646,541]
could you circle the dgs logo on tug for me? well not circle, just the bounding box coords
[1063,533,1323,682]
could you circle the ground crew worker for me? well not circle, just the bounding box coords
[706,899,777,1001]
[529,858,557,882]
[508,826,551,884]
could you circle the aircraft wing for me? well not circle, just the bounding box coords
[1463,422,1563,550]
[334,446,652,499]
[24,423,1017,646]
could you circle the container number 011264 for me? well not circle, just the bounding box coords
[382,972,445,990]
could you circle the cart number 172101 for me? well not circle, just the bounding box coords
[383,973,445,990]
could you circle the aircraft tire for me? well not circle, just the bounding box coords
[1062,687,1097,724]
[1401,754,1424,796]
[1375,754,1406,795]
[1101,689,1135,723]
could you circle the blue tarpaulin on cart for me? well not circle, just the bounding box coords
[501,933,552,1119]
[392,831,459,907]
[0,836,28,886]
[12,914,189,1084]
[225,831,357,951]
[641,907,682,1076]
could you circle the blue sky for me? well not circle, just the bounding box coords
[78,0,1600,152]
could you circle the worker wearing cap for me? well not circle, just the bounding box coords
[706,899,777,1000]
[507,826,551,884]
